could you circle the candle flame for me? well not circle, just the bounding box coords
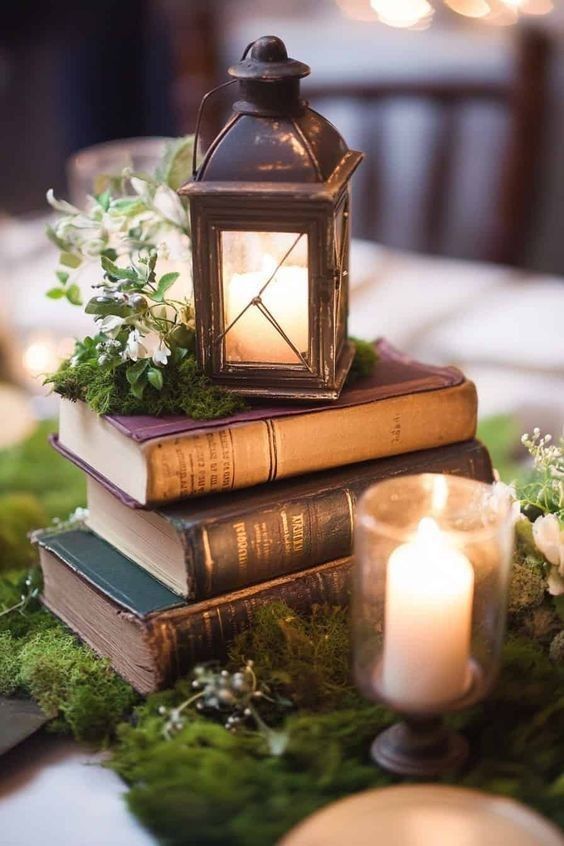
[416,516,442,547]
[431,475,448,514]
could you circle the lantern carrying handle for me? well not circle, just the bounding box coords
[191,42,255,177]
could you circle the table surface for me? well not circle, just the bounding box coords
[1,233,563,845]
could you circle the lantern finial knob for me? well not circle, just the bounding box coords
[229,35,310,81]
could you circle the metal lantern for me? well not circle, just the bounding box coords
[179,35,363,401]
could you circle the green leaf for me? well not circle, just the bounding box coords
[172,346,189,364]
[156,136,195,190]
[152,272,179,303]
[170,325,195,350]
[59,252,82,269]
[147,368,164,391]
[130,378,146,400]
[56,271,69,286]
[46,287,65,299]
[85,297,131,318]
[110,198,145,214]
[101,248,118,261]
[65,284,82,306]
[96,190,111,211]
[101,255,139,282]
[126,359,149,386]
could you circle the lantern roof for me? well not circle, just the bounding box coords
[182,36,360,188]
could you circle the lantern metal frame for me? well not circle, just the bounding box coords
[179,36,363,401]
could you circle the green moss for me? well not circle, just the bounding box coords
[0,631,20,695]
[229,602,359,712]
[0,494,46,571]
[0,569,136,742]
[348,338,379,381]
[47,339,378,420]
[0,420,85,521]
[46,354,247,420]
[110,604,564,845]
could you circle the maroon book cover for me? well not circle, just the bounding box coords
[51,340,467,509]
[95,340,464,444]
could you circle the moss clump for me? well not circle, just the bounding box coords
[229,602,358,711]
[0,420,85,521]
[550,631,564,664]
[47,339,378,420]
[18,629,137,742]
[0,494,47,571]
[110,604,564,845]
[508,562,546,617]
[0,569,136,743]
[348,338,379,382]
[46,354,247,420]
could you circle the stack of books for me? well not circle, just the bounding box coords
[37,341,492,694]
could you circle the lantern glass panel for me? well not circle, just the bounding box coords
[220,230,309,366]
[333,195,349,355]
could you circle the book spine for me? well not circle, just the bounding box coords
[145,381,478,503]
[180,441,492,599]
[146,558,353,690]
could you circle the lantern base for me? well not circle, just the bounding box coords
[217,341,356,402]
[371,716,469,778]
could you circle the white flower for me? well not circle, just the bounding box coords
[124,329,170,366]
[533,514,564,569]
[152,340,171,366]
[99,315,124,337]
[153,185,186,228]
[46,189,80,215]
[125,329,147,362]
[140,330,171,366]
[532,513,564,595]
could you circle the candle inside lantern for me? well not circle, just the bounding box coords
[224,255,309,364]
[222,231,309,364]
[381,517,474,710]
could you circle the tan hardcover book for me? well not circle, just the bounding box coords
[55,341,477,506]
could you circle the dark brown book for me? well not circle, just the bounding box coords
[37,530,352,694]
[86,440,493,598]
[54,340,477,505]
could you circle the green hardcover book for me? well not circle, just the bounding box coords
[37,530,351,694]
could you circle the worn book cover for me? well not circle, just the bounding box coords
[37,530,352,694]
[54,340,478,506]
[86,440,493,598]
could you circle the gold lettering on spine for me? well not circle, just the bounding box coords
[344,488,355,545]
[233,522,249,572]
[200,528,215,596]
[290,513,305,554]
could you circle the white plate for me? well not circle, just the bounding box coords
[280,784,564,846]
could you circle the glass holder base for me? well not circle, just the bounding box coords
[371,716,469,778]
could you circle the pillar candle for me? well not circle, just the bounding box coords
[224,255,308,363]
[381,517,474,710]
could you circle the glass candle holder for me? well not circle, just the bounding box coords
[353,473,514,777]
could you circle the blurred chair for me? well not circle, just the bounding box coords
[304,27,549,266]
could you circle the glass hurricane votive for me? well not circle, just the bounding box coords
[353,473,514,777]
